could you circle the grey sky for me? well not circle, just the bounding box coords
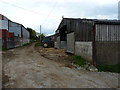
[0,0,119,35]
[118,1,120,20]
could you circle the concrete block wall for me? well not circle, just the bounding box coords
[75,42,93,62]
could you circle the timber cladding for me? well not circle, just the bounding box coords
[75,20,93,41]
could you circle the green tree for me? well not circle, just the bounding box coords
[32,30,37,40]
[26,27,37,41]
[38,33,46,42]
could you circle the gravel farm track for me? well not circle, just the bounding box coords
[2,43,120,88]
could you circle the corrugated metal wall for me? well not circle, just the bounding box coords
[0,15,30,49]
[0,30,8,48]
[0,24,2,48]
[9,21,22,37]
[95,24,120,41]
[22,26,30,44]
[7,32,14,49]
[7,38,14,49]
[94,24,120,65]
[0,17,9,30]
[0,38,2,49]
[14,37,21,47]
[9,21,22,47]
[0,31,1,43]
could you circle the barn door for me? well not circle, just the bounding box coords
[57,36,60,48]
[67,32,75,54]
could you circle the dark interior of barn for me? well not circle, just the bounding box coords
[60,25,67,41]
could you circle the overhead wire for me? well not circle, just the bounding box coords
[0,0,61,19]
[41,0,60,33]
[42,0,58,25]
[0,0,62,34]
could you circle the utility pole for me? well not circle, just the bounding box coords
[40,25,41,42]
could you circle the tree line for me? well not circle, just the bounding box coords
[26,27,45,42]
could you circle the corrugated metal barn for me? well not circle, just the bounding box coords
[22,25,30,45]
[55,18,120,65]
[0,14,9,49]
[0,14,30,49]
[9,21,22,48]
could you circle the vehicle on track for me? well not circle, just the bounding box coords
[42,36,54,48]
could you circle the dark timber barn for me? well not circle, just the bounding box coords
[55,18,120,65]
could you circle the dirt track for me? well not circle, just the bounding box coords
[2,43,119,88]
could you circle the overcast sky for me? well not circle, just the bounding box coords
[0,0,119,35]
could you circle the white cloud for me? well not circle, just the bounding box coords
[0,0,119,34]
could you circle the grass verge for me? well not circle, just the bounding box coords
[35,42,42,47]
[72,56,86,66]
[2,48,9,51]
[70,56,120,73]
[23,42,32,46]
[96,64,120,73]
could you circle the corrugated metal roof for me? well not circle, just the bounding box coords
[57,18,120,30]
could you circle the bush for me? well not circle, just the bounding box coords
[2,48,9,51]
[96,64,120,73]
[35,42,42,47]
[23,42,32,46]
[0,48,2,51]
[72,56,86,66]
